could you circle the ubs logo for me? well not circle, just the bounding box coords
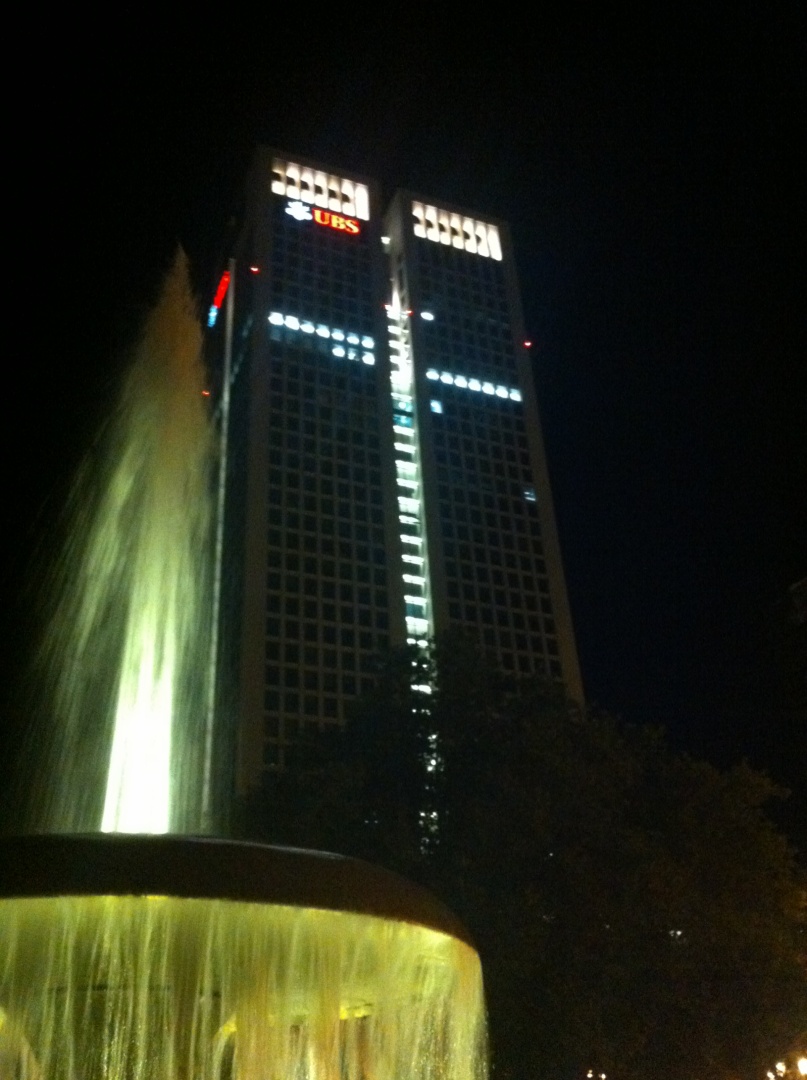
[285,200,361,235]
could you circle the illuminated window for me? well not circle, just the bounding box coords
[267,312,374,366]
[271,158,370,220]
[411,201,502,259]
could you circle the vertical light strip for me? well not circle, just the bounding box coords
[386,292,432,647]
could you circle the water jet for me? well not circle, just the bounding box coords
[7,255,487,1078]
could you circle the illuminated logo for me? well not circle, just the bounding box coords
[313,208,360,234]
[285,200,360,235]
[285,200,313,222]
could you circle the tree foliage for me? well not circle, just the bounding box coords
[236,636,807,1080]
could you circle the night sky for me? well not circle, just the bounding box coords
[5,10,805,838]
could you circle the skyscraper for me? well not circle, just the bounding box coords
[212,150,582,793]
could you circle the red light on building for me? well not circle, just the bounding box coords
[313,208,360,235]
[212,270,231,310]
[523,340,532,348]
[249,265,260,273]
[202,390,211,397]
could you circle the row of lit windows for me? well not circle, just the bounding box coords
[423,352,518,386]
[412,202,502,260]
[268,312,377,365]
[271,159,370,220]
[425,368,521,400]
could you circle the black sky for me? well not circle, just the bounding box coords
[6,9,805,834]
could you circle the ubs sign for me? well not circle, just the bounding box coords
[285,199,361,235]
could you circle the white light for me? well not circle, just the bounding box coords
[381,235,390,244]
[797,1058,807,1076]
[509,389,522,401]
[454,375,468,388]
[469,379,481,392]
[300,321,315,334]
[361,336,374,348]
[268,312,284,325]
[333,347,346,358]
[316,325,330,338]
[405,595,426,606]
[347,349,357,360]
[403,574,426,585]
[482,382,495,394]
[331,329,345,341]
[285,199,312,222]
[394,442,416,454]
[284,315,300,330]
[420,311,435,321]
[399,515,419,525]
[440,372,453,384]
[426,369,439,380]
[397,479,418,489]
[402,554,423,564]
[431,400,443,413]
[362,352,375,365]
[347,333,360,345]
[401,535,422,545]
[495,385,508,397]
[413,201,501,260]
[393,425,414,437]
[776,1065,786,1077]
[412,684,433,694]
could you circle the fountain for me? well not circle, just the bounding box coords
[1,257,488,1078]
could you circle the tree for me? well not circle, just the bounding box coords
[237,636,807,1080]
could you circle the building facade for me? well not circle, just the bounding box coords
[213,150,582,792]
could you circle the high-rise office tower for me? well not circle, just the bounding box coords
[212,150,582,793]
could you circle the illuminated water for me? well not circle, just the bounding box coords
[28,251,213,834]
[0,894,486,1080]
[11,253,488,1078]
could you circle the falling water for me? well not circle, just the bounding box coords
[8,251,490,1079]
[26,251,213,834]
[0,892,486,1080]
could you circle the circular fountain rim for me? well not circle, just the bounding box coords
[0,834,475,947]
